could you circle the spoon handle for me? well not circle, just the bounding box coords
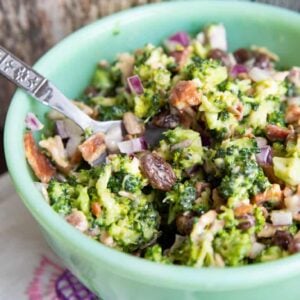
[0,46,97,132]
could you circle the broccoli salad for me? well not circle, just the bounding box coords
[24,24,300,267]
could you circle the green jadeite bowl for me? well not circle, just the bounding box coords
[4,1,300,299]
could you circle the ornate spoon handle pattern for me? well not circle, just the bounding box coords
[0,46,121,133]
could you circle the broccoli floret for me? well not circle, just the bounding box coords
[286,135,300,157]
[107,194,159,252]
[205,137,270,206]
[256,246,288,263]
[48,180,76,216]
[95,93,130,121]
[158,128,203,175]
[267,110,286,127]
[164,181,197,223]
[213,228,252,266]
[253,206,266,233]
[169,230,217,267]
[94,157,159,252]
[75,186,90,215]
[144,244,171,264]
[184,57,227,90]
[273,157,300,186]
[199,90,241,137]
[249,168,270,196]
[246,98,280,130]
[107,155,146,193]
[108,172,143,193]
[133,89,163,120]
[218,206,238,229]
[91,63,121,95]
[92,67,114,92]
[254,79,287,99]
[134,44,173,93]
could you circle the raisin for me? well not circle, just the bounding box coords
[140,153,176,191]
[272,230,293,251]
[208,49,230,66]
[176,212,194,235]
[234,48,252,64]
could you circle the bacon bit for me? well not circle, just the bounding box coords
[265,124,291,141]
[91,202,101,218]
[170,48,190,70]
[234,204,253,217]
[65,210,88,232]
[285,104,300,124]
[252,184,283,206]
[39,135,69,169]
[228,102,244,121]
[24,132,55,183]
[78,132,106,166]
[169,80,202,110]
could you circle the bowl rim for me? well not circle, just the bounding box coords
[4,0,300,292]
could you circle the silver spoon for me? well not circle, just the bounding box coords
[0,46,121,133]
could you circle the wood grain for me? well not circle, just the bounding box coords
[0,0,298,128]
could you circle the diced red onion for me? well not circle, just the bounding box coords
[127,75,144,95]
[255,137,267,148]
[249,67,270,82]
[284,194,300,213]
[230,64,248,78]
[105,124,123,153]
[271,211,293,226]
[256,145,272,165]
[25,112,44,131]
[55,120,70,139]
[249,242,265,259]
[207,24,227,51]
[168,31,190,47]
[117,137,147,154]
